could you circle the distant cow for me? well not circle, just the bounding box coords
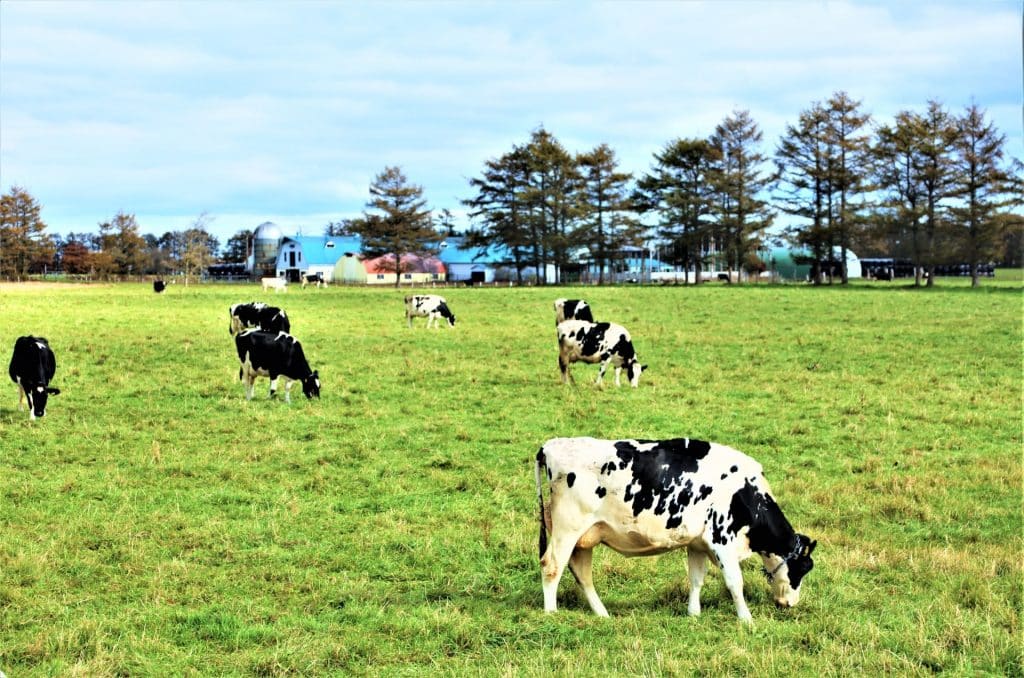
[405,295,456,328]
[8,336,60,420]
[554,298,594,325]
[301,272,324,289]
[235,330,320,402]
[536,436,817,623]
[261,277,287,293]
[229,302,290,336]
[557,320,646,387]
[153,279,166,293]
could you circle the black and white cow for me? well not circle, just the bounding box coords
[8,336,60,420]
[556,320,646,387]
[405,294,456,328]
[301,272,324,289]
[229,302,291,336]
[554,298,594,325]
[153,279,166,293]
[235,330,320,402]
[536,437,817,623]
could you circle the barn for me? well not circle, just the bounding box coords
[274,235,362,283]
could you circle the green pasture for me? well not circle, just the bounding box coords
[1,278,1021,676]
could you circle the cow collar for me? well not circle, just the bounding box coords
[762,534,804,583]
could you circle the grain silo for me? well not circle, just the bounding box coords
[251,222,283,278]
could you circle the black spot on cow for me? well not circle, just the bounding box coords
[612,438,713,517]
[580,322,610,356]
[566,472,576,488]
[721,474,728,480]
[595,485,607,498]
[727,479,795,557]
[697,485,713,502]
[730,465,738,473]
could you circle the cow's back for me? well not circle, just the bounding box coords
[541,437,763,548]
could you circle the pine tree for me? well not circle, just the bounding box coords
[0,186,54,279]
[576,144,638,284]
[463,145,533,283]
[949,104,1023,287]
[708,110,774,281]
[350,166,436,287]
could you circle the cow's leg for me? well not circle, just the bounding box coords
[613,366,623,387]
[686,549,709,616]
[568,547,608,617]
[558,353,572,384]
[283,379,293,403]
[541,534,580,613]
[268,375,279,399]
[16,383,26,410]
[595,359,610,385]
[714,547,753,623]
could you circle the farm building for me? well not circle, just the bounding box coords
[438,237,509,284]
[274,235,361,283]
[361,253,446,285]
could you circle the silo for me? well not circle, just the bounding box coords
[252,222,283,278]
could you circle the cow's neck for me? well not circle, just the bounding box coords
[732,482,798,558]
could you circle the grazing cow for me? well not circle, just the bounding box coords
[557,320,646,387]
[235,330,320,402]
[536,436,817,623]
[554,298,594,325]
[405,294,456,328]
[229,302,290,336]
[261,277,287,293]
[301,272,324,289]
[8,336,60,420]
[153,279,166,293]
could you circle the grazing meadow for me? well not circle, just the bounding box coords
[1,277,1021,676]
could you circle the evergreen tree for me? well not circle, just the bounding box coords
[708,110,775,280]
[635,138,718,284]
[0,186,55,279]
[948,104,1023,287]
[463,145,533,283]
[222,230,252,263]
[349,166,436,287]
[576,144,639,285]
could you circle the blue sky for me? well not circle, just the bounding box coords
[1,0,1020,242]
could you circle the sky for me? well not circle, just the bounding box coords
[1,0,1021,243]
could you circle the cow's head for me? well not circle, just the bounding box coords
[626,360,647,388]
[766,533,816,608]
[446,314,457,327]
[28,384,61,420]
[302,371,321,399]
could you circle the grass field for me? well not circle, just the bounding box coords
[1,278,1021,676]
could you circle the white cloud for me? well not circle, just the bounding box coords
[1,0,1020,241]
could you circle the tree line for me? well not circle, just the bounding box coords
[2,91,1021,286]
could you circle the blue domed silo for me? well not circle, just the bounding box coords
[251,222,283,278]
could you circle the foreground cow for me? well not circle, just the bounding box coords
[261,277,287,293]
[405,295,456,328]
[557,320,646,387]
[235,330,320,402]
[535,437,816,623]
[229,302,291,336]
[301,272,324,289]
[8,336,60,420]
[554,298,594,325]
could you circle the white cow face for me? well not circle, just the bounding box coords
[29,385,61,419]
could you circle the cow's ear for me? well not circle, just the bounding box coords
[47,387,61,395]
[312,370,319,378]
[804,539,817,556]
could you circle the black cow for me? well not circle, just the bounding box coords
[536,436,817,623]
[8,336,60,420]
[229,302,291,336]
[153,279,166,293]
[235,330,320,402]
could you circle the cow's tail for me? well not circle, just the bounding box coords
[535,447,548,560]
